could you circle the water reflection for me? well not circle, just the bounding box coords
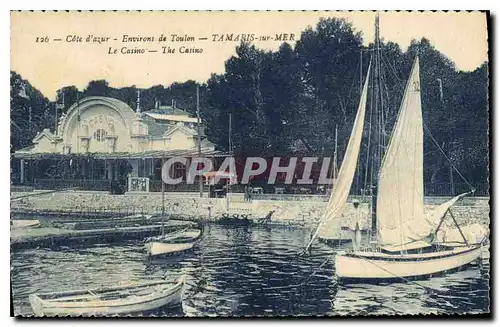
[333,261,489,316]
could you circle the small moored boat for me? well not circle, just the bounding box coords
[146,228,202,244]
[216,214,252,226]
[145,242,195,257]
[29,276,185,317]
[145,227,202,257]
[11,219,40,229]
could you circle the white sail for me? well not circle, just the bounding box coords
[309,63,371,245]
[384,192,471,251]
[424,192,470,227]
[377,57,426,250]
[437,223,488,245]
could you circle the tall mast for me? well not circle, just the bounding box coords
[197,85,203,198]
[55,90,64,135]
[228,113,232,154]
[356,50,363,193]
[333,124,338,181]
[226,113,232,211]
[370,12,382,247]
[161,154,165,236]
[76,93,81,154]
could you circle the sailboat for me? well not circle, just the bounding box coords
[305,60,372,251]
[334,56,485,281]
[144,155,203,258]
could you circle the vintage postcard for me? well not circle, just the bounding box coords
[10,11,490,317]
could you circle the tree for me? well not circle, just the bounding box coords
[110,86,138,110]
[169,80,200,114]
[10,71,51,152]
[10,19,489,189]
[260,42,305,154]
[55,85,80,113]
[83,80,110,97]
[294,18,364,155]
[203,42,274,155]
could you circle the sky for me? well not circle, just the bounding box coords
[11,11,488,100]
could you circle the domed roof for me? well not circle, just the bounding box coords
[58,96,137,137]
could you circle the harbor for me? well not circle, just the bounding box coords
[11,223,490,317]
[10,11,490,318]
[10,187,490,316]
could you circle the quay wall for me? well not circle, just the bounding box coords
[11,191,490,229]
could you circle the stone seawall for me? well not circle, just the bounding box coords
[11,191,490,229]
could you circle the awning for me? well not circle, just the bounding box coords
[203,171,237,185]
[203,171,236,178]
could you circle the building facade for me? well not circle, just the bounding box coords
[13,95,223,192]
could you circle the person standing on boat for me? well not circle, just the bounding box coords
[244,185,250,202]
[343,200,362,251]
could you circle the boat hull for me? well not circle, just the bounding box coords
[29,279,184,317]
[335,245,482,282]
[318,237,352,246]
[216,218,251,226]
[145,242,194,258]
[11,220,40,229]
[318,229,356,247]
[147,228,202,244]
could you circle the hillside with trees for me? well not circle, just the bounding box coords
[10,17,489,190]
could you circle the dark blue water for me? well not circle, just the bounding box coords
[11,224,490,317]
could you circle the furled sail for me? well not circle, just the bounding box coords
[383,192,471,252]
[377,57,426,250]
[305,63,371,250]
[437,223,488,245]
[424,192,470,227]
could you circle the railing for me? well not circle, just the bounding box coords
[33,179,113,192]
[10,185,34,193]
[148,182,247,193]
[149,180,210,193]
[26,179,489,197]
[251,182,489,200]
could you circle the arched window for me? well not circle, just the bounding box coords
[93,129,107,142]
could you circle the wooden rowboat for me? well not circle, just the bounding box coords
[145,227,202,257]
[11,219,40,229]
[145,242,195,257]
[29,276,185,317]
[216,214,252,226]
[145,228,202,244]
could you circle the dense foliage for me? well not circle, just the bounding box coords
[10,17,489,188]
[10,71,52,152]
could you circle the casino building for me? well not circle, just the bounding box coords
[12,94,223,193]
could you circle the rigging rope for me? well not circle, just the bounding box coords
[422,123,476,192]
[297,255,333,287]
[345,57,363,112]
